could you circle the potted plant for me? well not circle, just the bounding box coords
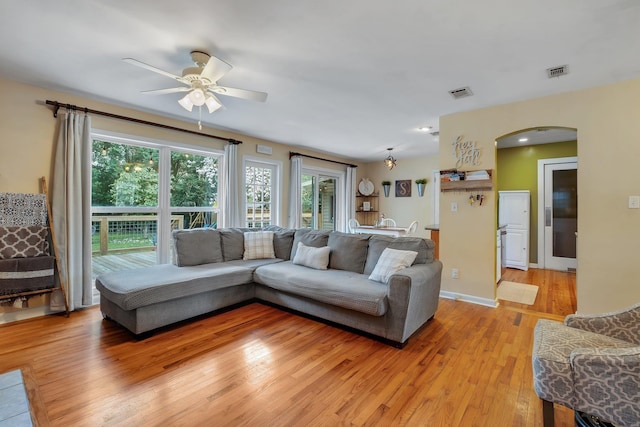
[415,178,427,197]
[381,180,391,197]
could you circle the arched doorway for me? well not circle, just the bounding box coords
[495,127,578,312]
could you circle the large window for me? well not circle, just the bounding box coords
[91,133,221,299]
[243,157,281,228]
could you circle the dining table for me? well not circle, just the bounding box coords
[353,225,408,237]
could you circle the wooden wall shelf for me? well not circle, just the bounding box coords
[440,169,493,192]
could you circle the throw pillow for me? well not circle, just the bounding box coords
[292,242,331,270]
[368,248,418,283]
[243,231,276,260]
[0,226,48,259]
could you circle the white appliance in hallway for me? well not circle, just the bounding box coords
[499,191,530,271]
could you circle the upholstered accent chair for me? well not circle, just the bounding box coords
[532,302,640,426]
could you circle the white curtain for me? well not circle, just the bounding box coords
[288,155,302,228]
[220,143,241,228]
[51,111,93,310]
[343,166,357,232]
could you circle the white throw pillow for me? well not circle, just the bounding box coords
[369,248,418,283]
[292,242,331,270]
[243,231,276,260]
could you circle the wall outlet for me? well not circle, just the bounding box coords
[451,202,458,212]
[629,195,640,209]
[451,268,459,279]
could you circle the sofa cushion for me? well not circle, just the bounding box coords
[263,226,295,260]
[0,226,48,259]
[172,228,223,266]
[290,229,331,260]
[96,263,254,311]
[292,242,331,270]
[328,232,370,273]
[363,236,433,275]
[220,228,251,261]
[368,248,418,283]
[243,231,276,260]
[254,261,388,316]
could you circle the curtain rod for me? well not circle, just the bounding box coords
[289,151,357,168]
[45,100,242,144]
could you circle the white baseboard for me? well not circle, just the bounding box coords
[529,263,539,269]
[440,291,498,308]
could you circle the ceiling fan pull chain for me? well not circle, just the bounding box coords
[198,105,202,130]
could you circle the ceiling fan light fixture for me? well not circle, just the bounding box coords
[188,88,206,106]
[204,94,222,113]
[178,93,194,112]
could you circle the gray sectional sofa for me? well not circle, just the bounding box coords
[96,227,443,347]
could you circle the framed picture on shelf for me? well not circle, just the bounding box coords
[363,201,371,211]
[395,180,412,197]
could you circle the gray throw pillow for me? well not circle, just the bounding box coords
[172,228,222,266]
[328,231,370,273]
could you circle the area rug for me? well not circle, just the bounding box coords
[497,281,539,305]
[0,369,33,426]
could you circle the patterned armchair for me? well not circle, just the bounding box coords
[532,302,640,426]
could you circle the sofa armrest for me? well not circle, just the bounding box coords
[386,260,443,343]
[565,302,640,344]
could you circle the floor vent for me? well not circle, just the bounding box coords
[448,86,473,99]
[568,267,577,273]
[547,65,568,78]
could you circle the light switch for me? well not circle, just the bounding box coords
[451,202,458,212]
[629,196,640,209]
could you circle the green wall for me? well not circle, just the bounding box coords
[497,140,577,264]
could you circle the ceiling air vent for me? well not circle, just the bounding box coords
[547,65,568,78]
[448,86,473,99]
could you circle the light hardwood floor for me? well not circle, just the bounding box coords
[1,269,576,426]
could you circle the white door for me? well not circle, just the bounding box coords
[544,162,577,271]
[499,191,530,271]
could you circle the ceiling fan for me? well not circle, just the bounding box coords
[123,50,267,114]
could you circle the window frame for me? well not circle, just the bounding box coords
[91,130,223,264]
[242,155,282,228]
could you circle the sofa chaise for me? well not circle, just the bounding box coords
[96,227,443,347]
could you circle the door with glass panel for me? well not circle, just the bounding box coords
[544,161,577,271]
[301,172,337,230]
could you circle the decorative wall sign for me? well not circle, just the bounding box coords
[395,180,412,197]
[452,135,481,168]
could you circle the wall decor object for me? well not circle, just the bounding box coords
[381,181,391,197]
[415,178,427,197]
[452,135,481,168]
[395,180,412,197]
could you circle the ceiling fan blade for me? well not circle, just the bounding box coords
[141,87,191,95]
[123,58,183,81]
[212,85,268,102]
[201,55,233,83]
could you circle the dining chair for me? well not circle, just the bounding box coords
[379,218,396,227]
[348,218,360,233]
[405,220,418,235]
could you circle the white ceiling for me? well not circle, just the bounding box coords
[1,0,639,162]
